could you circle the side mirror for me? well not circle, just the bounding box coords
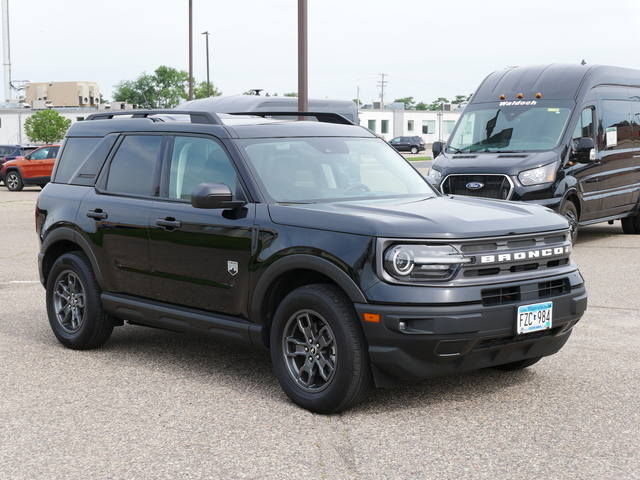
[432,141,444,158]
[190,183,245,209]
[571,137,595,164]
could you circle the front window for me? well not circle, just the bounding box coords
[448,101,573,153]
[236,137,434,203]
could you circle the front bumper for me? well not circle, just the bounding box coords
[355,282,587,385]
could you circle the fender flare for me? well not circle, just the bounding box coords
[40,226,107,289]
[249,254,367,321]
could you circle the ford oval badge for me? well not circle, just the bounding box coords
[466,182,484,190]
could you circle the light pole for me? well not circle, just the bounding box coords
[202,31,210,97]
[188,0,193,100]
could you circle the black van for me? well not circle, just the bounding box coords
[429,63,640,241]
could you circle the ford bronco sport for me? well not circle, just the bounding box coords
[36,109,587,413]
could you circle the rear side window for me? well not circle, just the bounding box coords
[105,135,162,196]
[53,138,101,183]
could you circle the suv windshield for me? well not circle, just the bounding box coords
[236,137,434,202]
[447,101,573,153]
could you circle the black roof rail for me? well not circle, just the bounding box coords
[85,110,222,125]
[227,111,354,125]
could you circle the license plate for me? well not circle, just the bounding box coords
[517,301,553,334]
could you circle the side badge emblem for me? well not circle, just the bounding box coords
[228,261,238,276]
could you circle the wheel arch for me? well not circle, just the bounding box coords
[250,254,367,349]
[40,227,106,290]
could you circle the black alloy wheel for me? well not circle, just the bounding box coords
[270,284,371,414]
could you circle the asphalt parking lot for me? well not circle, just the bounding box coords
[1,186,638,480]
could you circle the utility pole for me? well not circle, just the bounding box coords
[202,31,210,97]
[298,0,308,114]
[378,73,387,109]
[188,0,193,101]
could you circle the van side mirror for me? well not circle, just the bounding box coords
[432,141,444,158]
[572,137,595,163]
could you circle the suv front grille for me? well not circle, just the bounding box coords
[441,174,513,200]
[481,278,570,306]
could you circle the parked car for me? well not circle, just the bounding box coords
[36,108,587,413]
[0,144,39,183]
[1,144,60,191]
[388,136,426,154]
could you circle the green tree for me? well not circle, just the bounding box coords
[453,94,472,105]
[24,110,71,144]
[415,101,427,110]
[393,96,416,110]
[194,81,222,99]
[113,66,221,108]
[426,97,450,110]
[283,92,298,97]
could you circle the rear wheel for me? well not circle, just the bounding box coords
[559,200,578,243]
[410,146,419,154]
[46,252,113,349]
[270,284,371,413]
[5,171,23,191]
[621,211,640,234]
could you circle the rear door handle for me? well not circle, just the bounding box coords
[86,209,108,220]
[156,218,182,230]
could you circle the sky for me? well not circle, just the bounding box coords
[5,0,640,105]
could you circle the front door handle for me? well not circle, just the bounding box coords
[86,209,108,220]
[156,218,182,230]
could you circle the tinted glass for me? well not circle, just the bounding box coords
[106,136,161,196]
[168,136,237,200]
[237,137,433,203]
[600,100,632,151]
[53,137,101,183]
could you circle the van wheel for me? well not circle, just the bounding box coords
[559,201,578,243]
[46,252,114,350]
[5,171,23,191]
[621,211,640,234]
[270,284,371,413]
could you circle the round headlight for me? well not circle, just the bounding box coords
[388,246,414,276]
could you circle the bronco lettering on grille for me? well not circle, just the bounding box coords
[479,246,570,264]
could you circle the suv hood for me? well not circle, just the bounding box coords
[268,196,568,239]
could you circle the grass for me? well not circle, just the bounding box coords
[406,156,432,162]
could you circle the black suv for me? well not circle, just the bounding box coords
[389,136,425,154]
[36,109,587,413]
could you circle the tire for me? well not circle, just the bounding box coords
[5,171,23,191]
[621,211,640,234]
[46,252,113,350]
[492,356,542,371]
[410,146,419,154]
[559,200,578,243]
[270,284,371,413]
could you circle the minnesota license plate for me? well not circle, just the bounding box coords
[517,301,553,334]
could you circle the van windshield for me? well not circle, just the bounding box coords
[447,102,573,153]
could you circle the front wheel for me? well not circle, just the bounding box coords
[559,200,578,243]
[5,171,23,191]
[621,211,640,234]
[46,252,113,350]
[270,284,371,413]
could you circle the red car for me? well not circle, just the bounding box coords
[1,144,60,191]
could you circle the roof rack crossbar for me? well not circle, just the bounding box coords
[227,111,353,125]
[85,110,222,125]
